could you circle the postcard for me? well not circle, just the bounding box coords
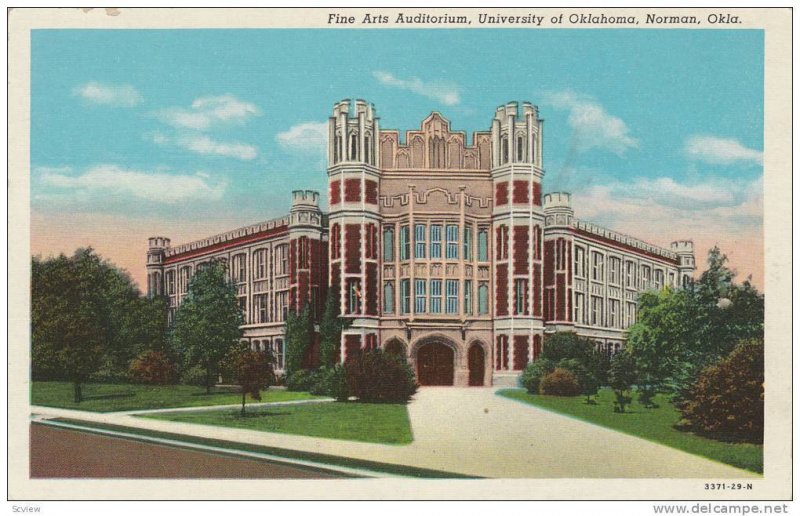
[7,7,792,502]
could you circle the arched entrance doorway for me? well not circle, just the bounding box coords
[417,342,454,386]
[468,344,485,386]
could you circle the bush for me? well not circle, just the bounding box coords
[285,369,316,392]
[345,350,418,403]
[179,364,210,387]
[128,351,178,385]
[310,365,349,401]
[608,352,637,413]
[519,358,555,394]
[539,368,582,396]
[677,338,764,443]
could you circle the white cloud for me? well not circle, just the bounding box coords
[276,121,328,154]
[545,90,638,156]
[73,82,143,107]
[684,135,763,166]
[153,94,261,130]
[178,135,258,161]
[373,71,461,106]
[40,164,226,203]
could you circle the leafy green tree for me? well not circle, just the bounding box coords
[171,261,243,393]
[608,352,637,413]
[222,343,275,416]
[541,332,595,364]
[318,288,350,368]
[31,249,113,403]
[283,303,314,376]
[540,332,607,402]
[519,358,555,394]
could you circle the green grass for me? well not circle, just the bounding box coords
[31,381,321,413]
[142,401,414,445]
[499,388,763,474]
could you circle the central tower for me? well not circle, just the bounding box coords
[327,99,382,360]
[490,102,546,381]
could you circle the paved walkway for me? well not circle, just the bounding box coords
[31,388,757,478]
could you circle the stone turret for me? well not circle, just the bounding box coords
[491,101,542,169]
[670,240,696,286]
[543,192,574,226]
[289,189,323,230]
[146,237,170,297]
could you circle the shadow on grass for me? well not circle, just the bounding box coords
[190,390,239,397]
[83,392,135,401]
[235,411,292,419]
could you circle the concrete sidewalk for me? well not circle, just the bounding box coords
[31,388,758,478]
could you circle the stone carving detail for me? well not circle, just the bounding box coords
[478,266,490,279]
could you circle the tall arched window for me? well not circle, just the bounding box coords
[349,133,358,160]
[334,135,342,163]
[478,283,489,314]
[383,282,394,314]
[501,136,509,164]
[516,136,524,162]
[364,135,371,164]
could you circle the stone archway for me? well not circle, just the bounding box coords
[416,341,455,386]
[468,343,486,386]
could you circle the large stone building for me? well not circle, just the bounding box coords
[146,99,696,386]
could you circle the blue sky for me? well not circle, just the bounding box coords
[30,29,765,287]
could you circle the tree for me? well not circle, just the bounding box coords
[318,288,350,368]
[519,358,555,394]
[222,344,275,416]
[677,338,764,443]
[171,261,243,393]
[345,350,418,403]
[129,350,178,385]
[283,304,314,376]
[608,352,637,413]
[32,248,142,401]
[541,332,595,364]
[540,332,608,402]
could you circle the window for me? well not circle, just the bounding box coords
[497,225,509,260]
[609,299,619,328]
[591,252,604,281]
[574,246,585,277]
[330,224,341,260]
[625,261,636,288]
[575,292,585,324]
[276,291,288,322]
[477,229,489,261]
[446,280,458,314]
[430,279,442,313]
[166,270,176,296]
[383,226,394,261]
[415,224,426,259]
[501,136,509,164]
[399,225,410,261]
[179,267,191,294]
[641,265,651,290]
[669,272,675,286]
[430,224,442,259]
[446,224,458,259]
[238,297,247,322]
[274,339,285,370]
[415,279,426,313]
[591,296,603,325]
[276,244,288,275]
[383,282,394,314]
[253,249,267,279]
[516,136,524,162]
[464,280,473,315]
[478,283,489,315]
[349,133,357,160]
[254,294,269,323]
[400,279,411,314]
[334,136,341,163]
[463,227,473,260]
[654,269,664,289]
[364,136,371,164]
[626,302,636,327]
[608,256,621,285]
[514,279,528,315]
[348,279,361,314]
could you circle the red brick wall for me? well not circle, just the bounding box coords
[533,334,542,361]
[365,262,378,316]
[533,263,542,317]
[532,182,541,206]
[330,180,341,205]
[345,224,361,274]
[495,335,509,370]
[344,178,361,202]
[345,334,361,360]
[513,180,529,204]
[495,263,508,316]
[365,180,378,205]
[495,182,508,206]
[513,226,529,274]
[556,274,566,321]
[513,336,529,370]
[330,224,340,260]
[496,225,508,260]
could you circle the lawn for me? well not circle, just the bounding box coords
[499,388,763,474]
[142,401,414,445]
[31,381,321,413]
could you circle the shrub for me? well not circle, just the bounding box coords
[677,338,764,443]
[222,348,275,416]
[519,358,555,394]
[285,369,316,392]
[180,364,210,387]
[128,351,178,385]
[310,365,349,401]
[608,352,637,413]
[345,350,418,403]
[539,368,582,396]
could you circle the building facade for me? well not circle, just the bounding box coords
[146,99,695,386]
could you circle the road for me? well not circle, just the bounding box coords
[30,424,347,479]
